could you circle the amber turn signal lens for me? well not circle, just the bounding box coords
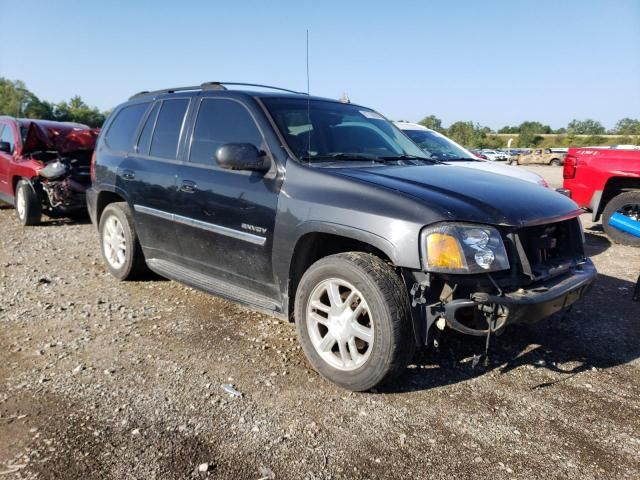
[426,233,464,269]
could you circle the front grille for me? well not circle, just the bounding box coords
[512,218,584,280]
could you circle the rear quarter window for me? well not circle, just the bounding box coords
[104,103,149,152]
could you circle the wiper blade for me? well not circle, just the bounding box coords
[379,154,441,163]
[301,153,384,162]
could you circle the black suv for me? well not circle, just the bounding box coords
[88,82,596,391]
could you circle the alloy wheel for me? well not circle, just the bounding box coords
[103,216,127,269]
[306,278,374,371]
[16,187,26,220]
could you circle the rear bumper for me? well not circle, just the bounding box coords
[440,259,597,336]
[86,187,98,226]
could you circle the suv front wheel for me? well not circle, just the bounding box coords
[99,202,148,280]
[295,252,415,391]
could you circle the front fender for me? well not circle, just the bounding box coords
[292,220,399,265]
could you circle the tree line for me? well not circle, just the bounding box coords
[1,77,638,148]
[0,78,107,128]
[418,115,640,148]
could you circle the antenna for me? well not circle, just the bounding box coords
[306,30,310,96]
[306,29,311,160]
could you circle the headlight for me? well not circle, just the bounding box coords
[421,223,510,274]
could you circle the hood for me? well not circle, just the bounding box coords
[447,160,545,185]
[331,164,581,227]
[22,122,99,156]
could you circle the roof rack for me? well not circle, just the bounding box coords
[129,82,307,100]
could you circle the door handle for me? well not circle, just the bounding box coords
[121,169,135,181]
[180,180,198,193]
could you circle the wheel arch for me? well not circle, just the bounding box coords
[12,175,37,196]
[95,189,128,225]
[595,176,640,221]
[285,226,398,321]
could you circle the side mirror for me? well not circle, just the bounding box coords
[215,143,269,172]
[0,141,11,154]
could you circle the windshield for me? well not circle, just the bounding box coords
[403,129,476,161]
[261,98,428,162]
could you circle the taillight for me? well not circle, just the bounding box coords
[563,155,577,179]
[90,150,97,183]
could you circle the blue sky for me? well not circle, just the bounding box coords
[2,0,639,130]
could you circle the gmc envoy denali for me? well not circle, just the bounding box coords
[87,82,597,391]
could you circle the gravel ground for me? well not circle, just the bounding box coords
[1,166,638,479]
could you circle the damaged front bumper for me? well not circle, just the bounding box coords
[407,259,597,342]
[442,259,596,335]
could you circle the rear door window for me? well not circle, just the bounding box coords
[150,99,190,159]
[105,103,149,152]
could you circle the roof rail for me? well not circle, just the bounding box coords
[203,82,307,95]
[129,82,306,100]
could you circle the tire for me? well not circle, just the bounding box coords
[15,179,42,226]
[602,191,640,247]
[550,158,562,167]
[99,202,149,280]
[294,252,415,391]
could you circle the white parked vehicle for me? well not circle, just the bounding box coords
[395,123,548,187]
[480,149,508,161]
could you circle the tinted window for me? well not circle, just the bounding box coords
[136,102,160,154]
[404,130,475,161]
[150,99,189,159]
[262,98,425,161]
[105,103,149,152]
[0,124,15,151]
[190,99,262,165]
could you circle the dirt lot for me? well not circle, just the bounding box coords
[1,166,638,479]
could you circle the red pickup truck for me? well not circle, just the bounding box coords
[561,147,640,246]
[0,116,98,225]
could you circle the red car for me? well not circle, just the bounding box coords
[0,117,98,225]
[561,147,640,246]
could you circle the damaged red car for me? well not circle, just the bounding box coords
[0,116,98,225]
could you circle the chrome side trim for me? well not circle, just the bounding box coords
[134,204,173,221]
[133,204,266,246]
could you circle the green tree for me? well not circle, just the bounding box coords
[446,121,489,148]
[0,78,33,117]
[517,121,549,146]
[0,77,106,127]
[23,97,54,119]
[418,115,444,132]
[567,118,606,135]
[447,121,476,146]
[52,96,105,127]
[611,118,640,135]
[498,125,518,134]
[518,121,552,134]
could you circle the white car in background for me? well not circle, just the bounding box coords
[395,122,548,187]
[480,149,509,161]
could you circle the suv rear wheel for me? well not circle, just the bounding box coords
[295,252,415,391]
[99,202,148,280]
[15,179,42,226]
[602,191,640,247]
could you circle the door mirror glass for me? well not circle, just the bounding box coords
[0,141,12,154]
[215,143,268,172]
